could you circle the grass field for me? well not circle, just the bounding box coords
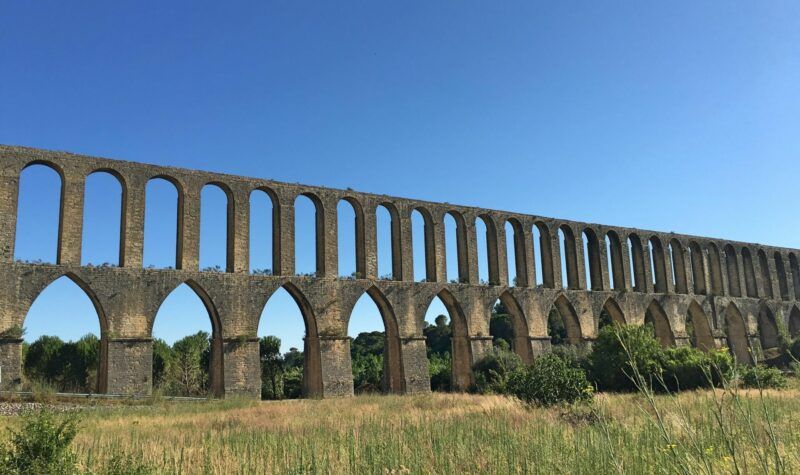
[2,385,800,474]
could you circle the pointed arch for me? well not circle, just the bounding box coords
[669,239,688,294]
[724,303,752,365]
[605,231,625,290]
[689,242,706,295]
[434,288,473,391]
[724,244,741,297]
[534,221,555,288]
[347,286,405,393]
[644,300,675,347]
[550,294,583,345]
[789,306,800,339]
[258,282,323,397]
[757,304,780,352]
[686,301,714,352]
[497,291,532,364]
[582,228,603,291]
[22,273,110,393]
[600,297,626,328]
[153,279,225,397]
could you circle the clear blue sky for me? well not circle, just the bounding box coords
[3,1,799,351]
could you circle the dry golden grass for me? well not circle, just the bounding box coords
[2,387,800,474]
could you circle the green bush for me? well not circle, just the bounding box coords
[428,353,451,392]
[103,453,155,475]
[507,354,593,407]
[589,324,663,391]
[0,409,78,475]
[472,349,522,394]
[739,365,787,389]
[661,347,734,391]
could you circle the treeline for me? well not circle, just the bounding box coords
[22,334,100,393]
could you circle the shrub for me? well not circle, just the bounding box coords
[472,349,522,394]
[428,353,451,392]
[660,347,733,391]
[739,365,787,389]
[0,409,78,475]
[103,453,155,475]
[589,324,662,391]
[508,354,593,406]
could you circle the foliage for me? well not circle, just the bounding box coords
[0,325,26,339]
[23,334,100,393]
[660,346,734,391]
[101,452,155,475]
[589,324,662,391]
[738,364,788,389]
[428,352,451,391]
[547,308,567,345]
[353,354,384,393]
[507,353,593,406]
[161,331,211,397]
[472,348,522,394]
[0,409,78,475]
[260,336,284,399]
[423,314,451,357]
[151,338,173,389]
[490,302,514,350]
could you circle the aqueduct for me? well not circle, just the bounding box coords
[1,145,799,398]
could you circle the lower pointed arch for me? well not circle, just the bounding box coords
[599,297,626,329]
[644,300,675,347]
[724,303,752,365]
[497,291,532,364]
[434,288,473,391]
[549,294,583,346]
[686,301,715,352]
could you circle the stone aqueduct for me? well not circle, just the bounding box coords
[1,145,800,398]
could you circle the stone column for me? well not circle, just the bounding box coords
[223,338,260,399]
[274,200,295,276]
[434,212,448,283]
[399,336,430,393]
[549,231,564,290]
[0,338,23,390]
[519,226,536,288]
[529,336,552,357]
[618,237,632,292]
[178,183,200,271]
[0,170,19,263]
[319,336,354,397]
[106,338,153,395]
[57,174,86,266]
[229,186,250,274]
[363,200,378,279]
[495,222,509,286]
[320,197,338,278]
[463,218,479,285]
[398,207,414,282]
[120,175,145,268]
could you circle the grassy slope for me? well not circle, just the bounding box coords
[2,387,800,474]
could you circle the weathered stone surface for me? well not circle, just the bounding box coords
[0,145,799,398]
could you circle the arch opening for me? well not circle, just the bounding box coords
[249,189,276,275]
[347,288,404,394]
[337,199,358,278]
[707,244,724,295]
[789,254,800,299]
[724,245,741,297]
[669,240,688,294]
[377,204,399,280]
[606,232,625,290]
[492,293,533,364]
[757,305,780,356]
[143,177,180,269]
[628,234,647,292]
[256,285,323,399]
[649,237,668,293]
[411,208,435,282]
[644,300,675,347]
[724,304,752,365]
[758,250,773,299]
[533,222,554,288]
[689,242,707,295]
[423,290,473,391]
[21,275,108,394]
[294,194,322,276]
[200,184,231,272]
[558,226,579,289]
[789,306,800,339]
[151,282,224,397]
[14,164,62,264]
[775,253,790,300]
[444,212,469,284]
[583,229,603,291]
[548,295,582,346]
[686,301,715,352]
[82,171,123,266]
[742,248,758,298]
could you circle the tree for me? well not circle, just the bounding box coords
[260,336,284,400]
[424,314,452,357]
[24,335,65,385]
[548,308,567,345]
[166,331,210,396]
[152,338,173,389]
